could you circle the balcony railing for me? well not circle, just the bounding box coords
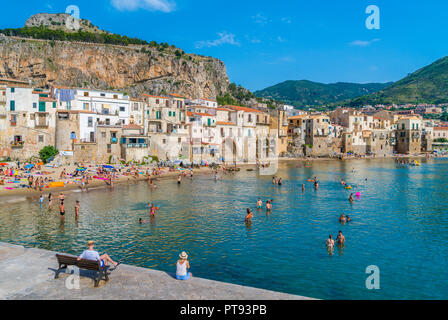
[35,119,49,128]
[126,143,148,148]
[11,141,24,148]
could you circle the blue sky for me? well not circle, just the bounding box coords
[1,0,448,91]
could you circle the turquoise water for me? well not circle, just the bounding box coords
[1,159,448,300]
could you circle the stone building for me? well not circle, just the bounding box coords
[395,116,422,154]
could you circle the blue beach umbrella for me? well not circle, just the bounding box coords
[103,165,114,169]
[24,164,35,169]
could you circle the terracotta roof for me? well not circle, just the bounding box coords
[39,97,57,102]
[216,121,235,126]
[187,111,214,117]
[216,107,236,112]
[226,105,263,113]
[123,124,143,130]
[168,93,187,99]
[434,127,448,131]
[288,115,308,120]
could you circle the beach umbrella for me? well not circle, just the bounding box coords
[103,165,114,169]
[76,167,87,171]
[24,164,35,169]
[0,163,8,166]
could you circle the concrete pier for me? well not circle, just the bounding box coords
[0,242,313,300]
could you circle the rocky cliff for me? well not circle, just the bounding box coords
[0,14,230,99]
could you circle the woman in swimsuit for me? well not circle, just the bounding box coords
[256,198,263,209]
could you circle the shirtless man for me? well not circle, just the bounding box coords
[266,200,273,212]
[302,184,305,192]
[245,208,253,223]
[59,201,65,217]
[336,231,345,245]
[256,198,263,209]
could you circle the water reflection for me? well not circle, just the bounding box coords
[1,158,448,299]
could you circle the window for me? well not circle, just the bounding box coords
[10,100,15,111]
[248,114,252,122]
[38,135,44,143]
[84,92,89,97]
[11,88,15,93]
[10,114,17,126]
[178,138,182,143]
[105,118,110,125]
[114,95,118,99]
[83,103,89,110]
[100,93,106,97]
[33,103,37,109]
[88,117,93,127]
[163,139,166,144]
[169,111,172,117]
[156,99,160,104]
[107,144,111,153]
[101,132,106,138]
[133,103,139,111]
[166,101,170,107]
[120,107,125,112]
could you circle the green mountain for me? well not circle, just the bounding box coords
[254,80,391,107]
[347,56,448,106]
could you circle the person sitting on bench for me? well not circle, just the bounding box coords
[78,241,120,269]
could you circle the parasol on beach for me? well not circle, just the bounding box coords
[103,165,115,169]
[24,164,35,169]
[0,163,8,166]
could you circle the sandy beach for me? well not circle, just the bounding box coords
[0,154,434,201]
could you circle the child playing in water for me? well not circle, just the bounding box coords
[257,198,263,209]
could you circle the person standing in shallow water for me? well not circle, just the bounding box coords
[245,208,253,223]
[349,193,354,203]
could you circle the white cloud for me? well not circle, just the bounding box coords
[195,32,240,49]
[349,38,381,47]
[252,13,269,25]
[111,0,176,12]
[277,36,287,43]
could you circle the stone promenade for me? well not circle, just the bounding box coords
[0,242,312,300]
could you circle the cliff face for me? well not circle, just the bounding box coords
[0,34,229,99]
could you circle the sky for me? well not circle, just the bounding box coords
[1,0,448,91]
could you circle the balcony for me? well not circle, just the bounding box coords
[35,119,49,128]
[11,141,24,148]
[126,143,148,148]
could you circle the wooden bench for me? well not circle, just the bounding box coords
[55,254,112,287]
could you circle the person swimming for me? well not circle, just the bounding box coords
[302,184,305,192]
[339,214,346,223]
[346,216,351,222]
[257,198,263,209]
